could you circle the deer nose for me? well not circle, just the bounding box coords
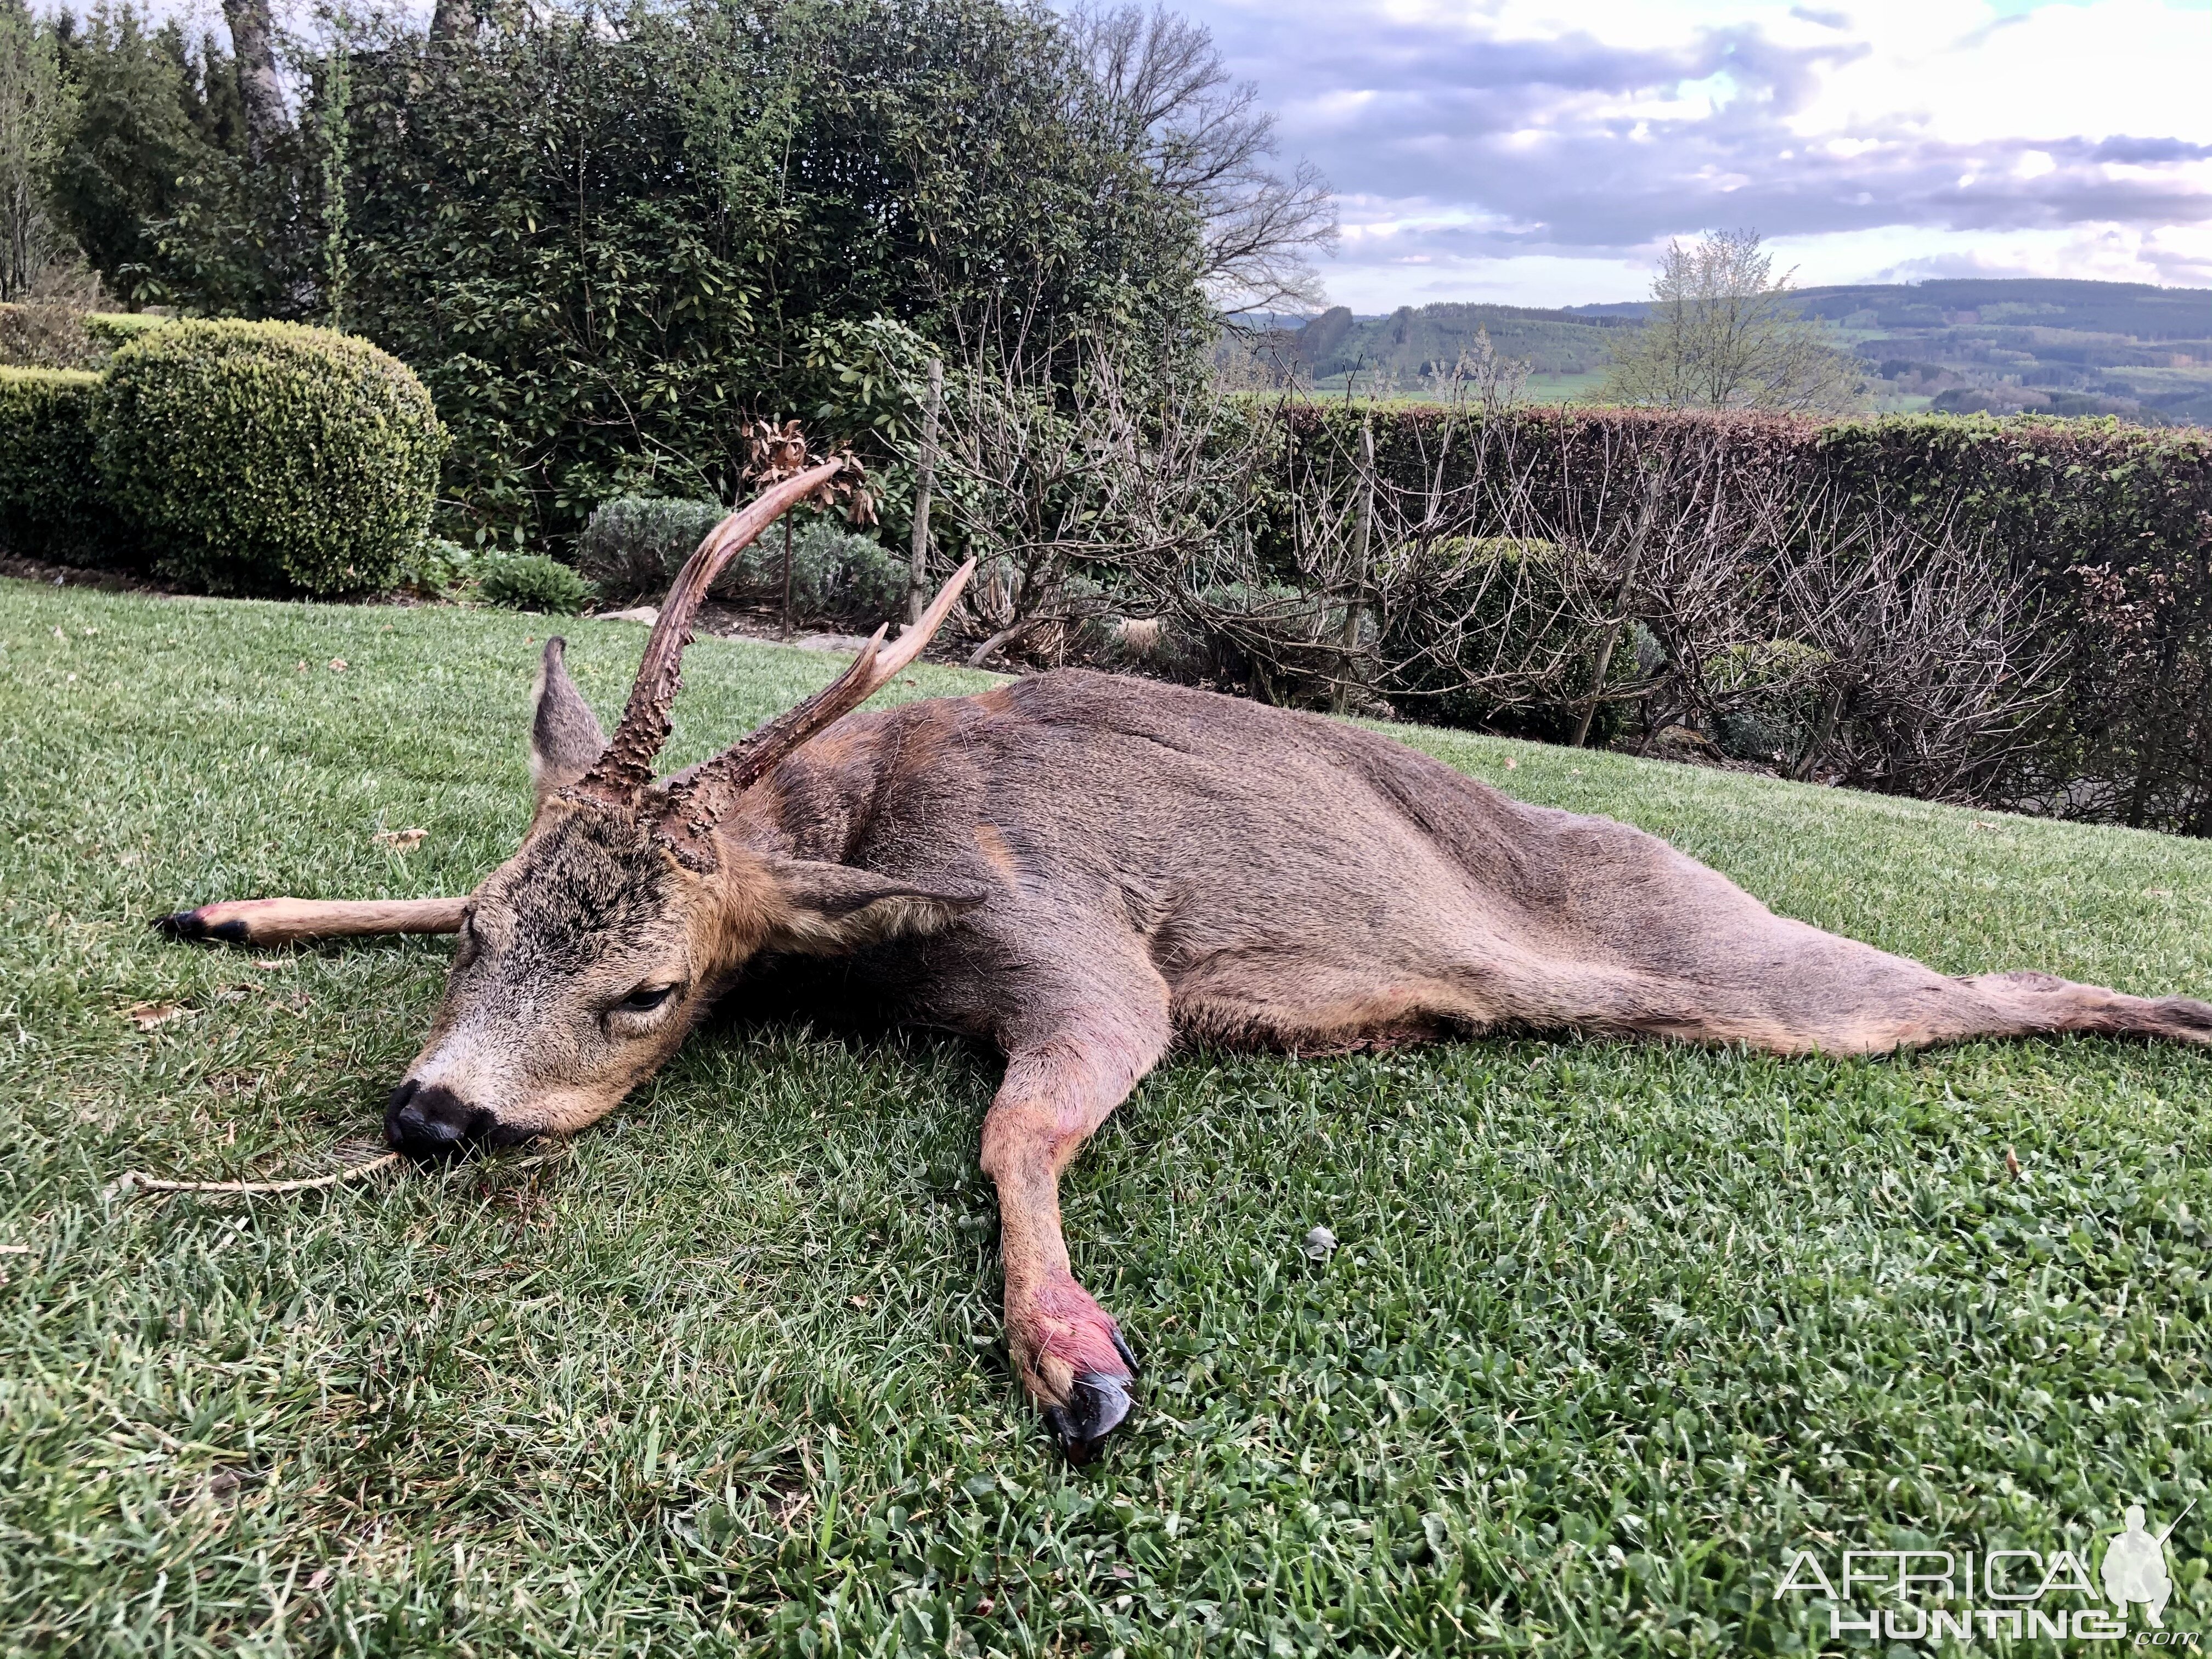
[386,1079,492,1156]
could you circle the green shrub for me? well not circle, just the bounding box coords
[1,307,170,374]
[573,496,725,600]
[478,551,594,613]
[780,518,907,625]
[1377,537,1634,744]
[394,535,482,599]
[1280,405,2212,828]
[576,495,906,626]
[95,319,445,596]
[1705,639,1830,762]
[0,368,131,565]
[83,312,170,351]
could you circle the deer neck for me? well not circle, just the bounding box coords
[696,716,897,872]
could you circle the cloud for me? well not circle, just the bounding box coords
[1157,0,2212,307]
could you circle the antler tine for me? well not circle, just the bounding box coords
[574,459,848,803]
[659,558,977,845]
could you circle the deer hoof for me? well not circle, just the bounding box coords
[1043,1369,1133,1463]
[154,909,246,944]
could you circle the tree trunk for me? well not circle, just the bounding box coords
[222,0,288,167]
[429,0,472,42]
[1331,417,1373,715]
[907,358,942,627]
[780,517,794,640]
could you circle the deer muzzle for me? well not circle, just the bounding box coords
[386,1077,512,1156]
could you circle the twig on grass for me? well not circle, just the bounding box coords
[116,1152,402,1197]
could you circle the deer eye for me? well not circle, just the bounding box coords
[612,984,678,1016]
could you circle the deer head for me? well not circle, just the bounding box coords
[386,459,978,1156]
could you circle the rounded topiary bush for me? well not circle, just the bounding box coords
[96,319,445,596]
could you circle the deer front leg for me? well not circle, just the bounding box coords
[155,896,470,947]
[980,995,1168,1462]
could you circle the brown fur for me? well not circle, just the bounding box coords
[158,534,2212,1462]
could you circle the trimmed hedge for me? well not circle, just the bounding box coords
[0,369,130,565]
[96,321,446,596]
[83,312,171,351]
[1275,405,2212,832]
[0,307,171,374]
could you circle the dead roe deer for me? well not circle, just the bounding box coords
[158,458,2212,1459]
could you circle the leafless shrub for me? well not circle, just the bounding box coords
[909,320,2057,806]
[912,312,1274,668]
[0,262,103,369]
[1778,501,2058,799]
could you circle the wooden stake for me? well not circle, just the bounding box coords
[909,358,943,628]
[1334,416,1374,715]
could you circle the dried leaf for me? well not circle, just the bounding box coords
[373,827,428,851]
[127,1002,188,1032]
[328,658,348,673]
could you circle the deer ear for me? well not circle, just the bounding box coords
[764,859,985,954]
[530,637,608,800]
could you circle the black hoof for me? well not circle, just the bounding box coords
[1109,1327,1140,1377]
[1042,1370,1133,1464]
[154,910,245,944]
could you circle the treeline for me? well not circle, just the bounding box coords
[863,354,2212,833]
[3,0,1282,545]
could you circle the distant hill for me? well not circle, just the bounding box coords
[1241,280,2212,424]
[1230,303,1638,402]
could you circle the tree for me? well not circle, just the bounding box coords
[49,8,224,295]
[218,0,284,165]
[1068,2,1335,318]
[335,0,1210,544]
[1601,229,1860,413]
[0,0,75,300]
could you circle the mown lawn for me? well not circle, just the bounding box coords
[1,576,2208,1657]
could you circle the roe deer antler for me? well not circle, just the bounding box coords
[573,458,851,804]
[656,557,976,856]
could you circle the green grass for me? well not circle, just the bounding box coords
[2,577,2209,1656]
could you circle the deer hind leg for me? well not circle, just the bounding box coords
[979,967,1170,1462]
[1475,912,2212,1058]
[1622,923,2212,1056]
[155,896,470,947]
[1948,969,2212,1049]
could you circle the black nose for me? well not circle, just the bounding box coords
[386,1079,493,1157]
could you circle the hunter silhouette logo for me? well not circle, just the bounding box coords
[2103,1499,2193,1629]
[1778,1499,2205,1646]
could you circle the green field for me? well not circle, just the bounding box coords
[1263,280,2212,421]
[2,578,2209,1654]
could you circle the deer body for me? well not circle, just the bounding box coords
[158,462,2212,1461]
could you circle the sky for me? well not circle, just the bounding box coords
[1171,0,2212,311]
